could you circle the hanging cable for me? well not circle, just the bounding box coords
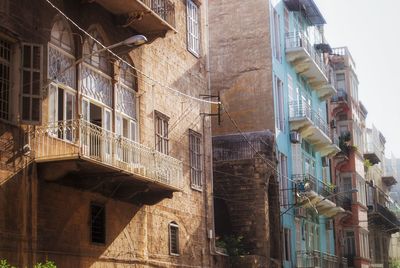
[44,0,220,105]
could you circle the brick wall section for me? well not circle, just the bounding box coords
[208,0,275,135]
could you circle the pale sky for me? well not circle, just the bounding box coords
[314,0,400,158]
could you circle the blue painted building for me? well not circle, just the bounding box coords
[270,0,343,267]
[209,0,346,266]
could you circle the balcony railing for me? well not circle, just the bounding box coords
[331,89,348,103]
[297,250,343,268]
[293,173,317,193]
[364,142,383,164]
[139,0,175,27]
[367,186,400,232]
[95,0,176,38]
[29,119,183,190]
[289,101,331,138]
[285,32,328,80]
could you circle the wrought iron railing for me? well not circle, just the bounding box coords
[285,32,328,79]
[140,0,175,27]
[29,119,183,189]
[289,101,331,139]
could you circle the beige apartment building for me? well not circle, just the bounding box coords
[0,0,219,267]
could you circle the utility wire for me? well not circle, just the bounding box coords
[44,0,220,105]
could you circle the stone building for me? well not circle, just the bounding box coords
[0,0,217,267]
[208,0,347,267]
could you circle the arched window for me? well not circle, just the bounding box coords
[80,29,113,108]
[48,18,76,141]
[82,31,110,74]
[48,18,75,88]
[169,222,179,255]
[115,57,138,163]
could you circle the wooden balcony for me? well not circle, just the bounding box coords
[94,0,176,38]
[29,119,183,203]
[289,101,340,156]
[285,32,332,97]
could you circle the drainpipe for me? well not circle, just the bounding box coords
[203,0,225,261]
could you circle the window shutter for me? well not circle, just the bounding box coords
[21,43,42,124]
[186,0,199,56]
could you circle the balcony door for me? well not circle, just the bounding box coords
[48,84,76,141]
[115,113,138,165]
[81,99,111,161]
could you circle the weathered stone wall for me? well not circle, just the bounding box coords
[0,0,214,267]
[212,132,281,267]
[208,0,275,136]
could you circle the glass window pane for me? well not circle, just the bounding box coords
[23,45,31,68]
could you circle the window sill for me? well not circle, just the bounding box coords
[187,48,200,59]
[191,185,203,192]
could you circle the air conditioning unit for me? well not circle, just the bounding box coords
[290,131,301,143]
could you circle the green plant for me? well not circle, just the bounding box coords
[34,261,57,268]
[0,260,16,268]
[217,235,249,256]
[339,132,355,156]
[390,259,400,268]
[327,182,336,193]
[364,159,373,171]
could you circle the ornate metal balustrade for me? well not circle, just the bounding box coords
[29,119,183,190]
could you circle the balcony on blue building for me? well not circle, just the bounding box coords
[292,174,345,218]
[289,101,340,156]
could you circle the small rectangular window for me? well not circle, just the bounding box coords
[90,203,105,244]
[186,0,200,56]
[278,152,288,208]
[273,8,281,62]
[21,43,42,124]
[189,130,202,190]
[274,75,285,131]
[169,222,179,255]
[155,111,169,154]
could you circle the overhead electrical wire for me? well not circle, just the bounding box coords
[44,0,220,105]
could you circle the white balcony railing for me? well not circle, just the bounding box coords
[29,119,183,190]
[289,101,331,138]
[285,32,328,79]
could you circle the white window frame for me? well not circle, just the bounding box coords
[169,222,180,256]
[272,8,281,62]
[189,129,202,190]
[344,230,356,256]
[155,111,169,155]
[278,152,289,208]
[21,43,43,124]
[48,83,76,141]
[186,0,200,57]
[274,75,285,132]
